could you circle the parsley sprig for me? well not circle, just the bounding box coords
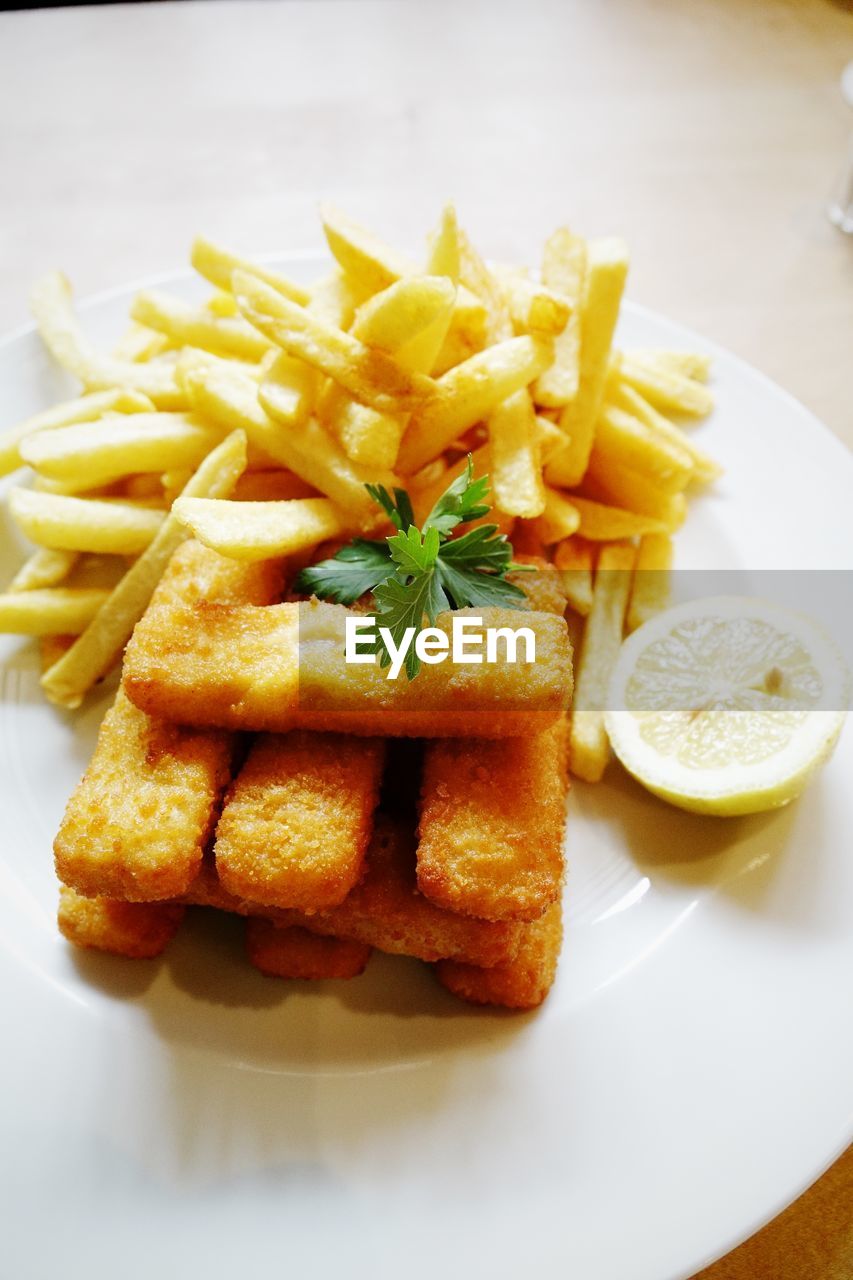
[294,457,527,679]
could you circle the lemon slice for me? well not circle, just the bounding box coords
[604,596,849,815]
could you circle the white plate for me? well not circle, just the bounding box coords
[1,255,851,1280]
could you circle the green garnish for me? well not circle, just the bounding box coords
[295,456,527,679]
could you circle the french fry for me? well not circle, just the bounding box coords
[531,487,581,544]
[592,403,694,491]
[626,349,712,382]
[40,430,247,709]
[570,541,636,782]
[553,536,595,616]
[426,202,461,283]
[487,390,546,518]
[173,496,351,560]
[190,235,310,306]
[245,921,372,980]
[321,276,457,470]
[533,227,587,407]
[619,354,714,417]
[0,388,155,478]
[9,547,80,592]
[605,380,722,484]
[30,273,186,410]
[130,290,273,363]
[627,533,673,632]
[307,268,369,329]
[9,489,165,555]
[205,290,239,318]
[180,363,396,520]
[569,495,668,541]
[351,275,456,354]
[583,457,688,529]
[546,238,629,487]
[232,271,437,415]
[320,203,418,294]
[112,323,171,362]
[397,335,553,474]
[20,413,224,488]
[320,205,485,370]
[498,269,571,337]
[231,470,316,502]
[457,226,513,342]
[534,413,567,467]
[0,588,110,636]
[258,352,318,430]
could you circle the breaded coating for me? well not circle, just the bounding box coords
[54,541,285,901]
[123,599,572,738]
[245,920,372,980]
[434,899,563,1009]
[55,688,236,900]
[507,554,570,616]
[416,718,569,922]
[57,884,184,959]
[215,731,385,910]
[184,816,524,968]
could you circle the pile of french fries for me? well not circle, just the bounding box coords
[0,203,719,781]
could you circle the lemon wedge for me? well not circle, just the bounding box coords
[604,597,849,815]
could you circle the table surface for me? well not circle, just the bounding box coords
[0,1,851,1276]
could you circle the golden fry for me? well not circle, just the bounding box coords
[9,489,165,555]
[553,536,595,617]
[533,227,587,407]
[570,541,636,782]
[627,532,673,632]
[30,273,185,409]
[173,496,350,560]
[41,430,247,709]
[131,291,272,362]
[487,390,546,519]
[0,389,154,478]
[232,271,437,415]
[546,237,629,486]
[9,547,79,592]
[0,587,109,636]
[397,336,553,474]
[190,235,310,305]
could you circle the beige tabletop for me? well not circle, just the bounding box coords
[0,0,851,1274]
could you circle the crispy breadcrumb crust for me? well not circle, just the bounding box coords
[57,885,184,958]
[416,718,569,921]
[184,816,523,967]
[215,732,385,910]
[53,541,285,901]
[434,899,563,1009]
[122,599,572,738]
[245,921,372,979]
